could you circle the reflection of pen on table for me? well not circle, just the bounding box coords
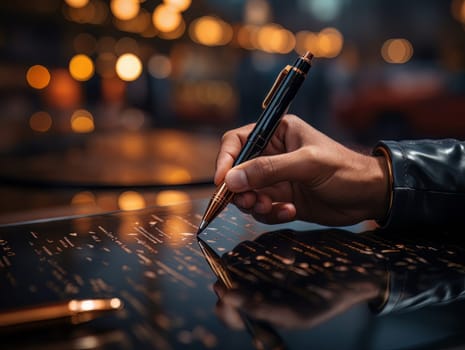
[197,238,287,350]
[0,298,123,330]
[197,51,313,234]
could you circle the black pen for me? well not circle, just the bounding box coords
[197,51,313,234]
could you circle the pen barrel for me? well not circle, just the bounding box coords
[198,52,312,230]
[235,55,311,166]
[234,134,268,165]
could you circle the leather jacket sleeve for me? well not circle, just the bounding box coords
[375,139,465,229]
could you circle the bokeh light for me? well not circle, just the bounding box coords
[26,65,51,89]
[317,27,344,58]
[45,69,81,109]
[71,191,96,206]
[70,109,95,133]
[65,0,90,9]
[295,28,343,58]
[256,23,295,53]
[155,190,190,206]
[110,0,140,21]
[29,111,52,132]
[118,191,146,210]
[69,54,95,81]
[295,30,318,56]
[115,53,143,81]
[381,38,414,64]
[157,18,185,40]
[157,165,192,184]
[237,24,259,50]
[152,4,182,33]
[148,54,172,79]
[164,0,191,12]
[189,16,233,46]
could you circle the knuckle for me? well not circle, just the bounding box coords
[298,146,316,162]
[282,113,299,125]
[221,129,234,143]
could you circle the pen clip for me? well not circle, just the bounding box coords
[262,65,291,109]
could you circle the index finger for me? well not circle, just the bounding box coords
[214,123,255,185]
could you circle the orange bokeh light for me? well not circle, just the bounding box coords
[26,65,51,89]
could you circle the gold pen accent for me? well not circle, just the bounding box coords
[262,65,291,109]
[197,183,234,234]
[0,298,123,328]
[262,65,309,109]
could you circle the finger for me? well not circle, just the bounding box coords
[224,149,312,193]
[215,291,247,330]
[215,299,245,330]
[233,191,294,220]
[253,193,273,215]
[232,192,274,217]
[213,281,227,297]
[250,202,297,224]
[232,191,257,210]
[214,124,255,185]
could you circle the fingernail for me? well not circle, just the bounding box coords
[225,169,248,192]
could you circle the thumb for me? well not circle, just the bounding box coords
[224,150,308,192]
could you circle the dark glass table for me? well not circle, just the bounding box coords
[1,199,464,349]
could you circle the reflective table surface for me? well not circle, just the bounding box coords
[1,199,464,350]
[0,128,219,225]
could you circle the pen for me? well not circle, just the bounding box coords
[197,51,313,234]
[197,238,286,350]
[0,298,123,329]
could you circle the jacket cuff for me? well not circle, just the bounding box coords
[372,145,393,226]
[373,139,465,229]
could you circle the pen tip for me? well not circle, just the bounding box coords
[197,220,207,235]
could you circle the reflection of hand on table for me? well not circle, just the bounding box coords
[210,227,465,332]
[213,278,380,330]
[209,229,386,330]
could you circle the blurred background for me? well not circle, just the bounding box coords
[0,0,464,224]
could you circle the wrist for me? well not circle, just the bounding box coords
[353,152,392,222]
[334,148,392,224]
[373,146,393,223]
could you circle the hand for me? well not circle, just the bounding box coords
[215,114,389,226]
